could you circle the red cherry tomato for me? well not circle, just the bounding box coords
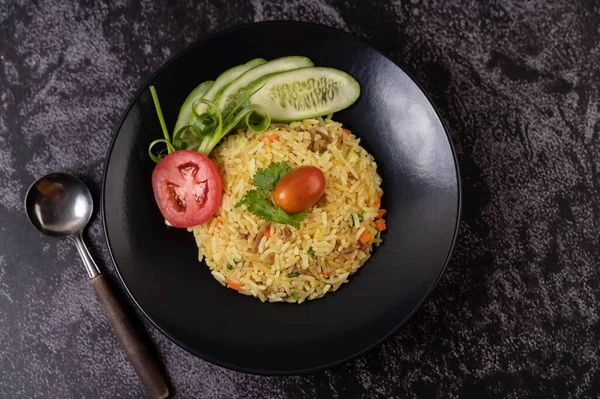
[273,166,326,214]
[152,150,223,228]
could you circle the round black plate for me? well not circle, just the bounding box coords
[102,21,460,375]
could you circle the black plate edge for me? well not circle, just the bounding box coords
[100,20,463,376]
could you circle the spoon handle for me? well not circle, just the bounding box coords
[91,274,169,399]
[73,233,101,278]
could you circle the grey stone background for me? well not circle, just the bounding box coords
[1,0,599,398]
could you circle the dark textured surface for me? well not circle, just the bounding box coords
[1,0,598,398]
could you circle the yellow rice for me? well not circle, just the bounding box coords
[189,117,383,303]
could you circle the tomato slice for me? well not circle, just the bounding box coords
[151,150,223,228]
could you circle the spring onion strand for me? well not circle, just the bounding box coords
[148,84,270,163]
[149,86,171,148]
[245,107,270,132]
[148,139,174,163]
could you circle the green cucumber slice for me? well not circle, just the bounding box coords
[214,56,314,113]
[247,67,361,122]
[193,58,266,116]
[172,80,213,135]
[173,58,266,134]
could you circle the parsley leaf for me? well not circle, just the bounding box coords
[253,162,291,191]
[235,188,308,228]
[235,189,272,213]
[271,206,308,228]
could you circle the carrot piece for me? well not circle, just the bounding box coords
[358,231,372,245]
[374,198,381,207]
[264,229,271,239]
[342,128,352,135]
[266,133,279,143]
[214,220,223,228]
[375,219,387,231]
[320,270,331,278]
[228,279,243,291]
[376,209,387,219]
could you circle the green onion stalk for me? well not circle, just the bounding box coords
[148,85,270,163]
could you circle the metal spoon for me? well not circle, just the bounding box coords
[25,173,169,399]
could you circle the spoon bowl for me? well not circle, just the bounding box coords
[25,173,93,237]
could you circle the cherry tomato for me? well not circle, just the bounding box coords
[273,166,326,214]
[152,150,223,228]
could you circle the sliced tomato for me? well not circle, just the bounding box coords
[152,150,223,228]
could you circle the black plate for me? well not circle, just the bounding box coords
[102,21,460,375]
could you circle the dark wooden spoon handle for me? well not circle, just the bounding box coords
[91,274,169,399]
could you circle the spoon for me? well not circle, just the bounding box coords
[25,173,169,399]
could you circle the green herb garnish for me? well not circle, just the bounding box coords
[235,161,308,228]
[288,272,300,278]
[148,85,270,162]
[291,292,300,301]
[227,264,233,270]
[253,162,291,191]
[307,247,314,255]
[235,189,308,228]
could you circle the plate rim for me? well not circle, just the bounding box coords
[101,20,462,375]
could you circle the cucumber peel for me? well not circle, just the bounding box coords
[173,58,266,135]
[172,80,213,135]
[192,58,266,119]
[214,56,314,113]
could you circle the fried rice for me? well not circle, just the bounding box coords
[190,116,383,303]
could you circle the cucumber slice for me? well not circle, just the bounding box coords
[193,58,266,116]
[173,58,266,134]
[214,56,314,113]
[172,80,213,135]
[248,67,361,122]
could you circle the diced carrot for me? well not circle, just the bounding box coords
[264,229,271,239]
[214,220,223,228]
[358,231,372,245]
[320,270,331,278]
[374,198,381,207]
[228,279,243,291]
[266,133,279,143]
[376,209,387,219]
[375,219,387,231]
[342,128,352,135]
